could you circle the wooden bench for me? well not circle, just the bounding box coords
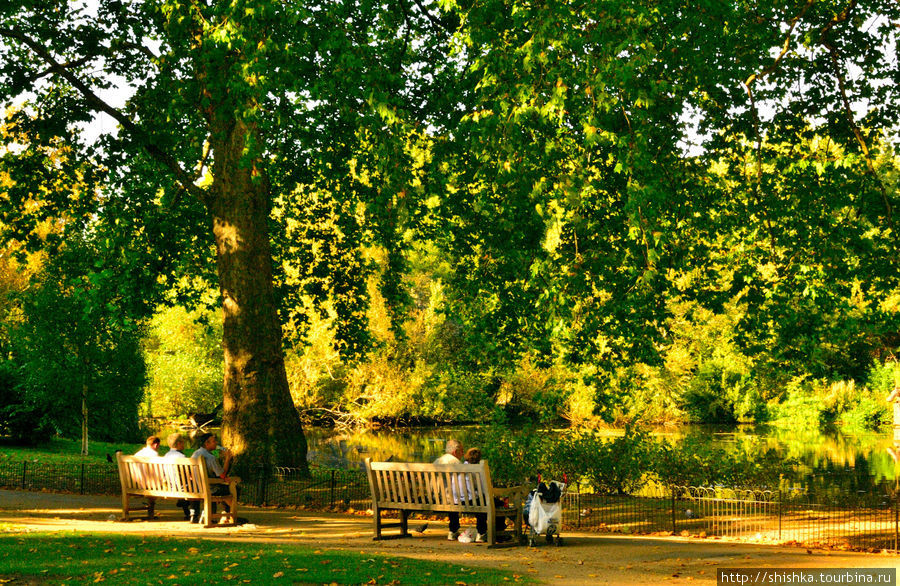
[364,457,524,546]
[116,454,240,528]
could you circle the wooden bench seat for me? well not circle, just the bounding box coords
[364,457,524,546]
[116,454,240,528]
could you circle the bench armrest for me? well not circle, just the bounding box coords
[493,484,529,505]
[210,477,241,485]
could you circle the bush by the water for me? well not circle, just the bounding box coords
[468,419,795,493]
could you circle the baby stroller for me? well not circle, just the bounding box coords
[524,474,567,546]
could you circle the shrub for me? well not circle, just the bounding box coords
[562,378,598,426]
[839,393,890,430]
[649,437,723,488]
[559,426,655,495]
[0,361,52,444]
[418,368,494,422]
[495,358,565,423]
[473,414,548,486]
[648,434,793,489]
[867,360,900,395]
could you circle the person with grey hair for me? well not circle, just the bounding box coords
[434,439,464,540]
[164,433,186,457]
[164,433,190,519]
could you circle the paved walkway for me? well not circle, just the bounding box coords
[1,490,897,584]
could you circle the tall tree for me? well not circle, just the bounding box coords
[0,0,452,468]
[0,1,307,468]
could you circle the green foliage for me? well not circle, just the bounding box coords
[650,435,793,489]
[867,361,900,395]
[473,414,548,487]
[142,305,223,420]
[575,427,656,495]
[768,376,891,431]
[418,369,495,422]
[2,0,900,451]
[839,394,890,431]
[0,360,51,444]
[768,386,828,428]
[9,253,146,445]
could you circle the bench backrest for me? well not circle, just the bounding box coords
[364,458,496,513]
[116,454,209,499]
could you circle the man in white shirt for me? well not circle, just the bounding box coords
[434,439,464,540]
[135,436,160,457]
[188,433,234,523]
[133,436,161,516]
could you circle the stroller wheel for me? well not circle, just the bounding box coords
[556,536,564,546]
[528,536,536,547]
[546,530,554,544]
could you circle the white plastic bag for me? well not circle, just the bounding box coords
[458,528,476,543]
[529,493,552,534]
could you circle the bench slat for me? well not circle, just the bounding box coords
[364,458,523,545]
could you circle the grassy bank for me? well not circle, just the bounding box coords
[0,438,143,465]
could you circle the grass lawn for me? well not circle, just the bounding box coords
[0,530,529,585]
[0,438,143,465]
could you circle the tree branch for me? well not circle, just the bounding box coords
[23,56,92,84]
[409,0,457,33]
[822,41,894,231]
[744,0,815,88]
[813,0,894,232]
[0,27,207,205]
[118,40,160,63]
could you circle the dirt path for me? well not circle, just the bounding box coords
[1,490,897,584]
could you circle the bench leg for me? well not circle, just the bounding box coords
[121,493,130,521]
[229,484,238,524]
[373,506,382,540]
[400,510,409,538]
[202,499,213,528]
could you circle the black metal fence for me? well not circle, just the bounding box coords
[242,465,371,511]
[2,459,898,553]
[562,479,900,552]
[0,459,120,495]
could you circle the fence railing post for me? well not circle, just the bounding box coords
[778,489,782,542]
[254,464,268,507]
[330,470,336,508]
[671,485,676,534]
[576,482,581,529]
[894,489,898,553]
[80,463,85,495]
[21,461,26,489]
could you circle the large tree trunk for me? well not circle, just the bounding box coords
[207,118,308,474]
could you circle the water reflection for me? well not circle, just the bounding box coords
[151,424,900,480]
[656,424,899,481]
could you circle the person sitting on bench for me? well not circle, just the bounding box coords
[188,432,234,524]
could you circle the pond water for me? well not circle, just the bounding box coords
[154,423,900,482]
[303,424,900,481]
